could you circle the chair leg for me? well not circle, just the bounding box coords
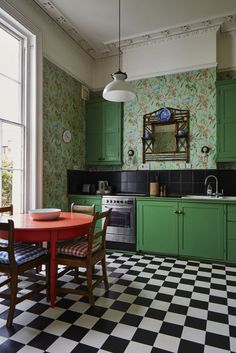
[74,267,79,282]
[86,266,94,305]
[101,258,109,290]
[7,273,18,327]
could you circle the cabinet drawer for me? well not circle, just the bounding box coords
[227,239,236,262]
[227,205,236,221]
[227,222,236,240]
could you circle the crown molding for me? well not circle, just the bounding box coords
[32,1,236,59]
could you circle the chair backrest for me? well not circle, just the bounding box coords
[87,209,111,255]
[0,220,16,267]
[71,203,95,215]
[0,205,13,215]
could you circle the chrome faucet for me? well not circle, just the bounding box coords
[204,175,221,197]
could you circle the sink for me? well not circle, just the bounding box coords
[181,195,236,201]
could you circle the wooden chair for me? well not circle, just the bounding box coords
[0,220,49,327]
[56,209,111,304]
[0,205,13,215]
[71,203,95,215]
[57,203,95,279]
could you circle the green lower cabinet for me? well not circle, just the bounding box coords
[68,195,102,231]
[137,200,178,254]
[179,202,224,261]
[226,205,236,262]
[137,199,225,261]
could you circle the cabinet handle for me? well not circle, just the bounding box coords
[174,210,184,215]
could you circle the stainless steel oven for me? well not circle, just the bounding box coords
[102,195,136,246]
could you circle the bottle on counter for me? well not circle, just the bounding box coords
[149,175,159,196]
[206,183,212,196]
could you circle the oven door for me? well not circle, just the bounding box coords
[102,204,135,244]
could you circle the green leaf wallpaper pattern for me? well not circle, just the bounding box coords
[43,58,85,210]
[123,68,217,170]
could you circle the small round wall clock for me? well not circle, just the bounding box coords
[62,130,72,143]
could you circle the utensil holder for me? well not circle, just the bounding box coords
[150,182,159,196]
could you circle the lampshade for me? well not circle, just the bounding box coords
[102,0,136,102]
[103,71,136,102]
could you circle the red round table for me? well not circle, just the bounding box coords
[6,212,93,307]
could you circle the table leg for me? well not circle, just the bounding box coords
[49,236,57,307]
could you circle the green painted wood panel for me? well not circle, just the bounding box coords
[217,80,236,161]
[179,202,224,260]
[85,100,122,165]
[137,200,178,254]
[103,102,121,163]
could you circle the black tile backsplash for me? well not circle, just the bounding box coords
[67,169,236,196]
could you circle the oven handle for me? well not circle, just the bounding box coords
[103,205,134,210]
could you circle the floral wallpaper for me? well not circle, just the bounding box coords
[42,59,234,208]
[43,58,85,210]
[123,67,217,170]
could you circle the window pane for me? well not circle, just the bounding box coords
[1,122,24,212]
[0,26,20,81]
[1,122,24,170]
[0,75,20,122]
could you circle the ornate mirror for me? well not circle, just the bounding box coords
[142,107,189,162]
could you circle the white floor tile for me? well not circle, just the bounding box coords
[80,329,109,348]
[111,323,136,340]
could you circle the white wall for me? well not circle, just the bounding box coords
[93,28,236,90]
[218,30,236,71]
[3,0,94,86]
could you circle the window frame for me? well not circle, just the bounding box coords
[0,0,43,212]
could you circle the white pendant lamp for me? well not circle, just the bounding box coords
[103,0,135,102]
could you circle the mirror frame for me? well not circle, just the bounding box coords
[142,107,189,162]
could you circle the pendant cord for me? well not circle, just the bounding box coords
[118,0,121,71]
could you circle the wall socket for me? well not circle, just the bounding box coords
[185,163,192,169]
[139,163,150,170]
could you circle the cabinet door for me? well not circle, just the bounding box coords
[86,100,122,165]
[86,102,103,164]
[179,202,224,260]
[137,201,178,254]
[103,102,122,164]
[227,205,236,262]
[217,80,236,162]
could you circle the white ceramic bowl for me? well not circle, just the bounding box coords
[29,208,61,220]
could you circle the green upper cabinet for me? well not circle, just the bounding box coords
[217,79,236,162]
[85,100,122,165]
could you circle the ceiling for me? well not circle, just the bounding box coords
[34,0,236,58]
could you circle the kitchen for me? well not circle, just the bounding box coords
[1,0,236,352]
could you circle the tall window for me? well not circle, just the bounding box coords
[0,3,42,214]
[0,25,24,213]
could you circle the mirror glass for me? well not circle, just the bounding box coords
[153,123,177,153]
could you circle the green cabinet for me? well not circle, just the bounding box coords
[217,79,236,162]
[86,100,122,165]
[226,205,236,262]
[137,200,178,255]
[68,195,102,231]
[179,202,224,260]
[137,199,225,261]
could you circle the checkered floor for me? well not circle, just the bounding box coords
[0,252,236,353]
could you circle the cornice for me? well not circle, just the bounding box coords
[32,1,236,59]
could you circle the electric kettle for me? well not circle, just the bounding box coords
[98,180,109,194]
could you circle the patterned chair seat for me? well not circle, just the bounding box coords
[0,242,47,265]
[57,239,101,258]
